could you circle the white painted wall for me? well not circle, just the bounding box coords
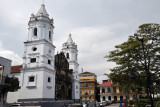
[18,5,56,101]
[18,69,55,100]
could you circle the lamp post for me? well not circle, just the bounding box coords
[128,71,139,107]
[134,33,154,107]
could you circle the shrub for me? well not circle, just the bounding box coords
[138,99,151,107]
[129,100,136,106]
[155,101,160,107]
[129,99,151,107]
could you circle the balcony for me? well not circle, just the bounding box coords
[80,85,95,88]
[81,93,95,96]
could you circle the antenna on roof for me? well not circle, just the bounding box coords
[81,68,83,72]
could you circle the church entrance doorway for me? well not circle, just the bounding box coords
[61,85,65,100]
[114,96,117,101]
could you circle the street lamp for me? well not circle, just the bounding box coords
[128,71,139,107]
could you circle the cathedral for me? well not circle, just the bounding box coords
[7,4,80,104]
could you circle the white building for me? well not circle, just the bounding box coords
[0,57,11,107]
[7,4,80,103]
[62,34,80,100]
[18,4,56,102]
[7,4,55,102]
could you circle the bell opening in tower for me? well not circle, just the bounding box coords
[34,28,37,36]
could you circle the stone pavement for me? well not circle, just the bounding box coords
[105,103,120,107]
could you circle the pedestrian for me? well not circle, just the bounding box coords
[120,100,122,107]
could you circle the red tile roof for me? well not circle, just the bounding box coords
[98,81,111,87]
[11,65,22,73]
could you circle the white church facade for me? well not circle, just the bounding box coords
[7,4,80,103]
[62,34,80,100]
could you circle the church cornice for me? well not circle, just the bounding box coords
[21,66,55,73]
[68,60,79,65]
[28,17,54,28]
[24,39,56,48]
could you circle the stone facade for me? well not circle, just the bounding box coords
[55,52,72,100]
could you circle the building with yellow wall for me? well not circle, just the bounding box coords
[98,80,145,102]
[79,72,97,101]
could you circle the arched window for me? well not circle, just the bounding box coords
[113,87,116,93]
[114,96,117,101]
[102,96,105,101]
[120,96,123,101]
[108,96,111,100]
[102,88,105,93]
[34,28,37,36]
[66,53,69,58]
[49,31,51,40]
[107,87,111,93]
[133,95,135,99]
[126,95,130,100]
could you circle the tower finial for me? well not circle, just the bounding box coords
[69,33,71,36]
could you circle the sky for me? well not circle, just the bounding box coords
[0,0,160,83]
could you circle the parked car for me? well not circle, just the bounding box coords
[82,102,87,107]
[99,102,103,107]
[107,100,112,104]
[99,101,108,107]
[95,102,100,107]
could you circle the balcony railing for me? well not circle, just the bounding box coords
[81,93,95,96]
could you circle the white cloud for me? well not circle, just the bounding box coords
[0,0,160,84]
[97,75,109,84]
[0,42,22,65]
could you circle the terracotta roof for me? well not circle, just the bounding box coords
[11,65,22,73]
[98,81,111,87]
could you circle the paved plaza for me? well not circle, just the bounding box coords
[105,103,121,107]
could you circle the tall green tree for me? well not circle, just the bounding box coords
[105,23,160,107]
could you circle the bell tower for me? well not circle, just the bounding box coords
[18,4,56,102]
[62,34,80,101]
